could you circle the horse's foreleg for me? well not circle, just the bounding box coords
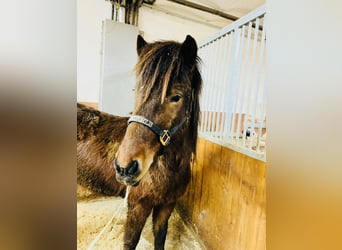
[124,201,152,250]
[152,202,176,250]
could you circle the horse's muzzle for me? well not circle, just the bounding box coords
[114,159,140,186]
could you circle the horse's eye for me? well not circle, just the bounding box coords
[170,95,181,103]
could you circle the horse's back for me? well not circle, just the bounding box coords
[77,103,129,141]
[77,102,128,196]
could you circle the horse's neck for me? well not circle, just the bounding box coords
[164,131,193,162]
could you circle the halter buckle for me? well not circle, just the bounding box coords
[160,130,171,146]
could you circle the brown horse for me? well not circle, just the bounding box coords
[77,34,202,250]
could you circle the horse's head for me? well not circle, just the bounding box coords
[114,35,202,186]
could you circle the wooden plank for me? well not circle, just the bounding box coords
[178,138,266,250]
[192,138,206,221]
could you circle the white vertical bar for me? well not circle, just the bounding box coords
[234,26,245,143]
[228,29,241,142]
[202,46,210,134]
[201,45,211,134]
[251,15,267,151]
[205,43,214,134]
[205,43,215,134]
[222,32,235,141]
[256,84,266,153]
[226,31,237,141]
[228,29,238,141]
[235,24,248,145]
[207,42,216,135]
[213,38,224,136]
[208,40,221,135]
[198,47,203,132]
[213,37,226,137]
[243,17,260,149]
[217,34,230,139]
[198,47,206,133]
[235,21,253,147]
[200,45,207,133]
[200,46,210,133]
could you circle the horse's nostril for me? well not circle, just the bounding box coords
[127,160,139,175]
[114,159,121,172]
[115,159,139,177]
[114,159,125,176]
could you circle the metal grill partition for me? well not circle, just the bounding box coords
[198,5,267,161]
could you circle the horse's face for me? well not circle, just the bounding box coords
[114,35,198,186]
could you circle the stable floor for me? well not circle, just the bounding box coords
[77,187,205,250]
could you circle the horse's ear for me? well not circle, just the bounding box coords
[181,35,198,67]
[137,35,147,56]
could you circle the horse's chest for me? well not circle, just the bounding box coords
[147,162,189,199]
[129,159,190,205]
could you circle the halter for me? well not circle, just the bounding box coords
[128,115,187,146]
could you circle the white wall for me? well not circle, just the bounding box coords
[77,0,111,102]
[77,0,229,104]
[98,21,138,116]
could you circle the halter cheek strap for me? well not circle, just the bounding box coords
[128,115,186,146]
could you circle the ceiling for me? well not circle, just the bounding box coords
[191,0,265,17]
[143,0,265,29]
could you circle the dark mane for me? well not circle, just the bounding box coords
[189,61,202,154]
[134,41,202,154]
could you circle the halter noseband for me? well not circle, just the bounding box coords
[128,115,187,146]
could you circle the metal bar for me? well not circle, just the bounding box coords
[241,17,260,149]
[239,21,253,147]
[199,5,266,48]
[222,32,234,140]
[202,46,212,133]
[256,84,266,153]
[249,15,266,153]
[212,37,225,136]
[197,6,267,159]
[253,23,267,118]
[198,48,206,133]
[215,36,229,138]
[198,48,205,132]
[208,38,222,135]
[229,27,242,142]
[207,43,217,134]
[246,17,260,150]
[252,15,267,152]
[141,3,225,29]
[167,0,239,22]
[234,26,246,143]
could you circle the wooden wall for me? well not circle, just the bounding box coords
[178,138,266,250]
